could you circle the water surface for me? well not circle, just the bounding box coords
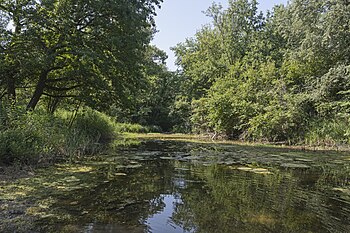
[2,139,350,233]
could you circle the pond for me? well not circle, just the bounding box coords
[1,138,350,233]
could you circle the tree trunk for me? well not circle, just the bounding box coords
[47,97,60,114]
[27,70,48,110]
[7,76,16,103]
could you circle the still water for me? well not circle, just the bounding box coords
[6,139,350,232]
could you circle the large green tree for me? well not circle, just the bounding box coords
[0,0,162,110]
[173,0,349,142]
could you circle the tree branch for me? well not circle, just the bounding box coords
[0,4,9,12]
[45,84,82,92]
[0,89,7,99]
[43,92,78,98]
[46,77,75,83]
[77,16,95,31]
[48,66,66,72]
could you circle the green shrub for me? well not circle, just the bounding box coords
[114,122,150,133]
[0,129,42,164]
[0,107,117,164]
[305,117,350,146]
[71,108,116,142]
[0,108,66,164]
[0,105,166,165]
[247,106,303,142]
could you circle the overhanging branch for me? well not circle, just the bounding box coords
[0,89,7,99]
[0,5,9,12]
[43,92,78,98]
[45,84,82,92]
[46,77,75,83]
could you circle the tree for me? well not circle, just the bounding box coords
[0,0,162,110]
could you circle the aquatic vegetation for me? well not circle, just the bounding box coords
[1,138,350,232]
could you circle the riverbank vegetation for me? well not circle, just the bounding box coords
[172,0,350,146]
[0,0,164,164]
[0,106,149,165]
[1,0,350,165]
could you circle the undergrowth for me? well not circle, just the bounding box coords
[0,104,149,165]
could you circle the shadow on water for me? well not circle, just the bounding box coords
[1,139,350,233]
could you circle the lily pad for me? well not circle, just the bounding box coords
[251,168,269,172]
[294,158,313,163]
[115,173,127,176]
[160,156,176,160]
[280,163,310,169]
[124,164,142,169]
[251,168,272,175]
[333,188,350,195]
[237,167,253,171]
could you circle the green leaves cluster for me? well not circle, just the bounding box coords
[173,0,350,144]
[0,0,162,111]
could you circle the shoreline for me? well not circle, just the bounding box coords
[125,133,350,153]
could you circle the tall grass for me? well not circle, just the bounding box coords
[63,108,117,142]
[0,106,66,164]
[0,105,150,165]
[305,118,350,148]
[114,122,151,133]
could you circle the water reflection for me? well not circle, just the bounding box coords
[145,195,193,233]
[7,140,350,232]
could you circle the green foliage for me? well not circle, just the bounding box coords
[191,98,211,134]
[0,104,123,164]
[169,96,192,133]
[247,95,306,142]
[0,0,162,110]
[71,108,116,143]
[1,0,349,148]
[106,46,182,132]
[313,65,350,116]
[0,106,66,164]
[173,0,350,145]
[114,123,151,134]
[305,117,350,146]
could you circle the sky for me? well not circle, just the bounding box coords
[151,0,289,71]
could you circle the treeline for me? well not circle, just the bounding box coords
[170,0,350,145]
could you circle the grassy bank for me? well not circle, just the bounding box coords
[126,133,350,152]
[1,104,348,167]
[0,106,149,165]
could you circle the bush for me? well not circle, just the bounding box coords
[0,107,119,165]
[247,105,304,142]
[114,122,150,133]
[0,108,66,164]
[71,108,116,142]
[305,117,350,146]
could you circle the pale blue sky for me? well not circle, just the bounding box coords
[151,0,288,70]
